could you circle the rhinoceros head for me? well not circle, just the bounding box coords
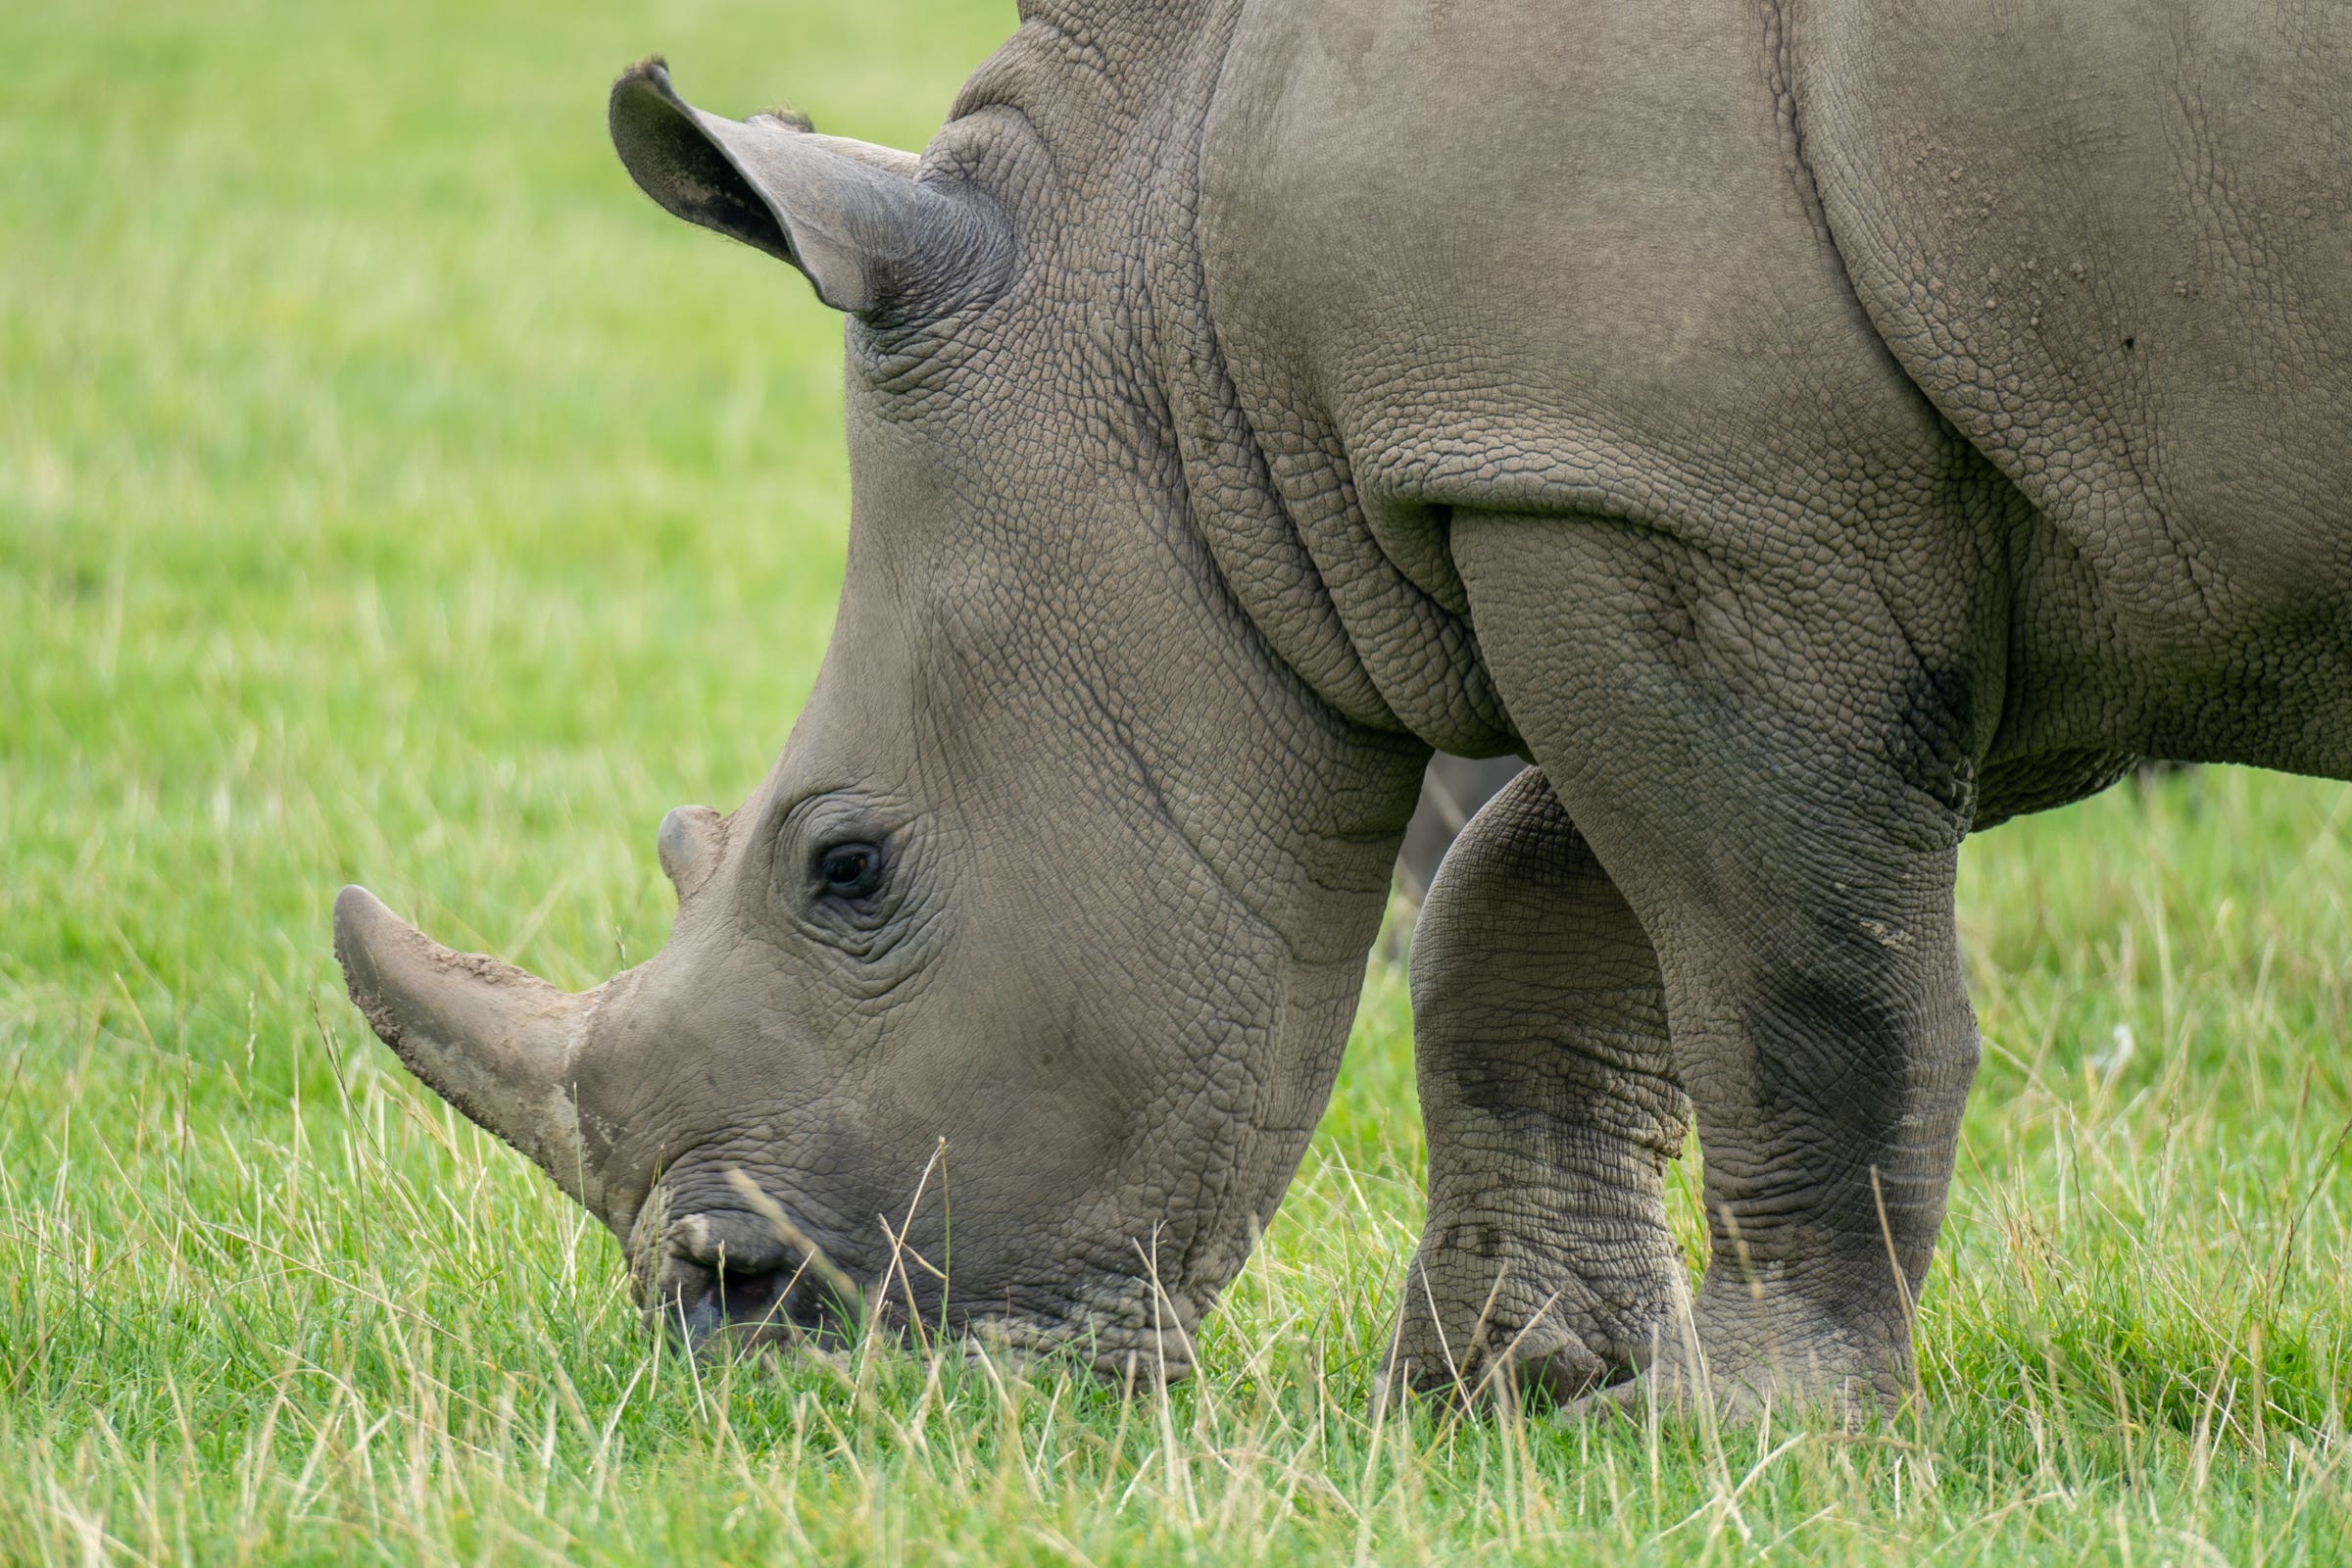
[333,59,1427,1376]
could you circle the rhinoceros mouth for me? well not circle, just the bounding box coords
[637,1182,1205,1378]
[650,1240,1200,1382]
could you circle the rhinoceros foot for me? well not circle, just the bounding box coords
[1556,1281,1916,1429]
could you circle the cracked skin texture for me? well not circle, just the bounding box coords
[333,0,2351,1415]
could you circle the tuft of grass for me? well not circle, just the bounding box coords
[3,0,2348,1561]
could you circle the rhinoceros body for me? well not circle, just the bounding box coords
[335,0,2352,1409]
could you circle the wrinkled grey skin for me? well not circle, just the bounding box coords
[335,0,2352,1412]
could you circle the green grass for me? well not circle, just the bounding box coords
[4,1,2349,1561]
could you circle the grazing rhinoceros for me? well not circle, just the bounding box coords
[333,0,2352,1414]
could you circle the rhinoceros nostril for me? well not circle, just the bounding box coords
[660,1243,858,1350]
[708,1259,793,1329]
[655,1192,866,1349]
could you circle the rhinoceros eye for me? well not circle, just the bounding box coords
[815,842,884,900]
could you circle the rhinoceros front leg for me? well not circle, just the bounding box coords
[1389,765,1691,1406]
[1450,508,1985,1418]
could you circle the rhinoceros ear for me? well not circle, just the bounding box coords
[610,59,1007,317]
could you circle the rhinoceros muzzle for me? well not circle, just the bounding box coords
[335,884,898,1359]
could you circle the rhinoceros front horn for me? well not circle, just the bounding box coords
[332,886,603,1212]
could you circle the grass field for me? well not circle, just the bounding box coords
[6,1,2351,1561]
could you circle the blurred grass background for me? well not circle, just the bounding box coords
[3,0,2349,1561]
